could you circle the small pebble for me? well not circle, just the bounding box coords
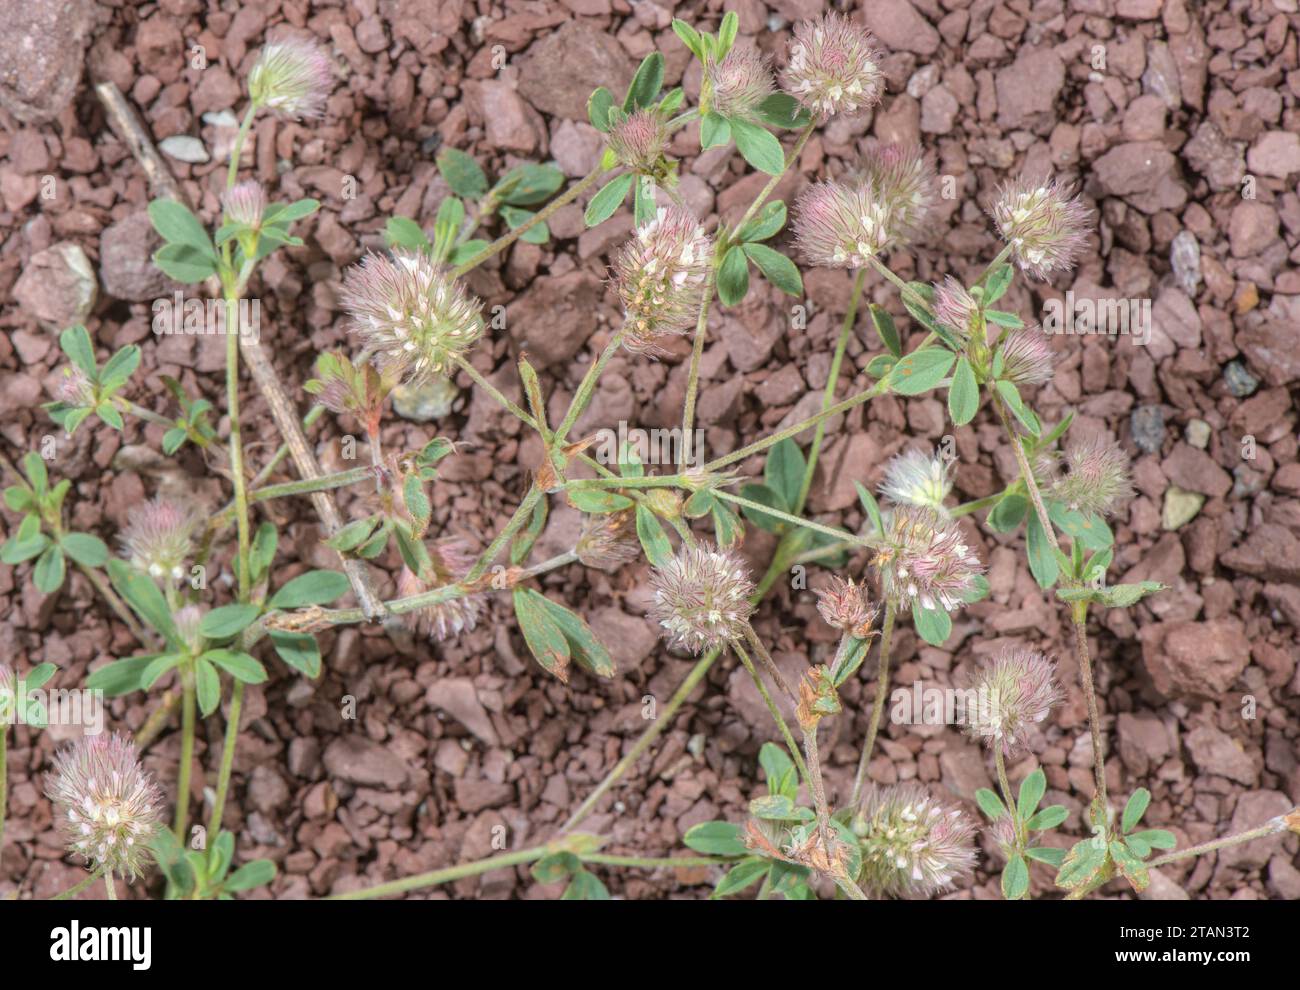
[1223,360,1259,397]
[1185,419,1211,449]
[1131,405,1166,454]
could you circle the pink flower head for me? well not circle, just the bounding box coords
[875,506,984,613]
[814,576,878,638]
[575,510,640,572]
[120,497,197,582]
[783,13,884,120]
[222,180,266,229]
[879,448,953,514]
[614,206,712,355]
[607,109,669,173]
[248,35,334,120]
[45,733,163,880]
[339,251,485,386]
[998,324,1054,386]
[964,649,1061,755]
[397,540,484,642]
[54,365,96,406]
[704,47,775,121]
[1049,438,1132,516]
[988,176,1092,281]
[933,276,979,342]
[858,143,935,249]
[854,783,977,898]
[648,543,756,654]
[793,178,891,268]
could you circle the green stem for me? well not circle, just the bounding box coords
[328,845,548,900]
[971,243,1014,292]
[249,465,376,504]
[207,680,244,836]
[225,106,257,190]
[733,641,808,782]
[173,663,195,843]
[450,165,611,278]
[51,871,101,901]
[224,299,253,597]
[553,329,626,446]
[104,871,117,900]
[582,853,720,869]
[795,268,866,514]
[713,489,873,549]
[850,602,895,810]
[449,352,539,431]
[679,272,715,463]
[1071,603,1108,813]
[1147,819,1290,869]
[0,726,6,856]
[464,485,543,585]
[949,490,1005,518]
[995,746,1015,816]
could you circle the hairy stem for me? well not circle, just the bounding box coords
[995,747,1015,815]
[1071,604,1108,813]
[173,663,195,842]
[850,602,895,810]
[449,353,539,431]
[0,727,7,855]
[207,680,244,836]
[733,641,808,781]
[796,267,866,513]
[328,845,548,900]
[554,329,626,446]
[1148,818,1292,869]
[679,272,716,462]
[713,489,874,549]
[51,871,101,901]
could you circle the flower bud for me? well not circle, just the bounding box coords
[248,36,334,120]
[998,325,1054,386]
[46,733,163,880]
[222,180,266,229]
[783,13,884,120]
[793,178,891,268]
[648,543,756,654]
[858,143,935,249]
[932,276,978,343]
[397,540,483,642]
[614,207,712,355]
[814,576,878,638]
[120,497,197,582]
[1049,438,1132,516]
[607,109,669,173]
[704,47,775,121]
[340,251,485,386]
[575,510,640,572]
[879,448,953,515]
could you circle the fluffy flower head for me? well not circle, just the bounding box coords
[222,180,266,229]
[998,325,1054,386]
[607,110,669,173]
[614,207,712,355]
[397,540,483,643]
[575,510,641,572]
[989,177,1091,281]
[854,783,977,898]
[1049,438,1132,516]
[879,448,953,514]
[964,649,1061,754]
[248,36,333,120]
[46,733,163,880]
[874,506,983,613]
[120,497,197,582]
[704,47,774,121]
[814,576,878,638]
[793,178,891,268]
[859,143,934,248]
[648,543,755,654]
[783,13,883,119]
[932,276,978,342]
[340,251,485,385]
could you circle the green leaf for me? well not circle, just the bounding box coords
[987,493,1027,533]
[1026,847,1067,867]
[326,517,378,554]
[700,112,731,150]
[527,591,616,679]
[195,656,220,717]
[584,173,634,227]
[1127,828,1176,852]
[749,795,813,822]
[2,530,51,565]
[1027,805,1069,830]
[1002,854,1030,900]
[495,164,565,207]
[161,427,187,455]
[623,52,664,111]
[717,10,739,54]
[631,176,656,226]
[635,503,672,567]
[60,532,108,568]
[153,242,218,283]
[33,544,66,593]
[385,216,431,253]
[1049,503,1113,552]
[224,859,276,893]
[588,86,615,131]
[270,631,321,679]
[716,245,750,306]
[1055,836,1110,891]
[1058,581,1165,609]
[22,453,48,493]
[568,489,634,514]
[729,118,785,175]
[888,349,955,395]
[765,438,805,510]
[1122,788,1151,835]
[1017,768,1047,822]
[983,264,1014,303]
[1026,511,1058,589]
[95,403,125,431]
[854,482,884,536]
[683,821,747,857]
[671,19,704,60]
[201,649,268,685]
[268,570,351,610]
[99,345,141,393]
[562,870,610,900]
[984,309,1023,329]
[148,199,215,256]
[738,483,788,533]
[250,522,278,583]
[141,654,184,690]
[912,604,951,646]
[85,655,156,697]
[60,325,98,378]
[199,603,262,640]
[755,92,809,130]
[711,500,743,548]
[742,242,802,296]
[870,305,901,357]
[532,852,580,884]
[1110,840,1149,892]
[948,356,979,426]
[759,741,798,801]
[512,588,572,681]
[712,859,768,898]
[736,200,786,243]
[996,379,1041,435]
[23,662,56,691]
[435,148,489,199]
[975,788,1008,821]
